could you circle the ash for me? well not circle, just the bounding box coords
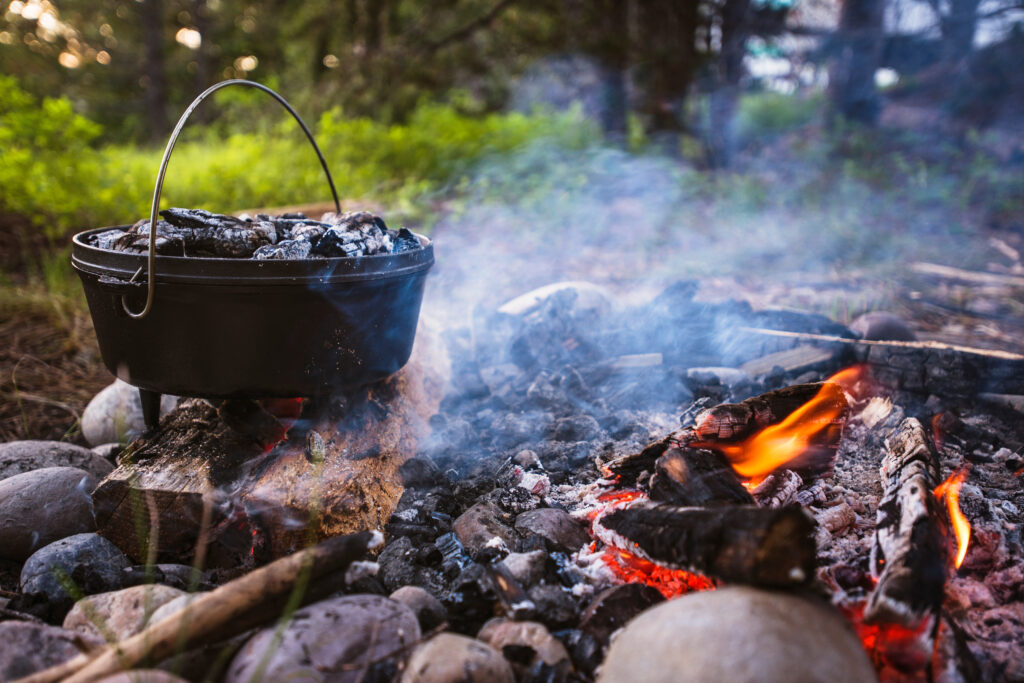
[364,281,1024,681]
[87,208,422,259]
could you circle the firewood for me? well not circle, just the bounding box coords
[598,502,815,587]
[690,383,828,442]
[740,327,1024,396]
[864,418,946,627]
[910,261,1024,288]
[688,382,847,481]
[647,447,753,507]
[17,530,379,683]
[738,345,838,378]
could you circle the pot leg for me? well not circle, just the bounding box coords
[139,388,162,431]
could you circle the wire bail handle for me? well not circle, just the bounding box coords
[123,79,342,319]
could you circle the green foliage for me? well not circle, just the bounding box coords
[0,77,103,238]
[735,91,823,140]
[0,83,596,240]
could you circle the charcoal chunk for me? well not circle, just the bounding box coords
[252,239,311,260]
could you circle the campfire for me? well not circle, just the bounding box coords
[4,276,1023,683]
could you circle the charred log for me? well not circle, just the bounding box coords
[648,447,753,506]
[599,502,815,587]
[688,382,848,479]
[865,417,947,626]
[602,436,671,489]
[691,382,829,442]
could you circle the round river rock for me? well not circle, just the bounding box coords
[0,466,97,561]
[21,532,133,618]
[63,584,186,641]
[401,633,514,683]
[0,440,114,481]
[598,586,877,683]
[81,379,177,446]
[0,621,103,681]
[225,594,421,683]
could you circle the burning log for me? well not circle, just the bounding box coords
[691,382,833,442]
[648,447,753,507]
[864,417,946,627]
[690,381,848,482]
[598,501,816,587]
[19,530,380,683]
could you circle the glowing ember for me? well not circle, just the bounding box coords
[934,467,971,569]
[694,380,846,485]
[841,601,934,675]
[584,487,714,599]
[600,545,714,599]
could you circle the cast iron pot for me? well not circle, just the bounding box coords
[71,80,434,429]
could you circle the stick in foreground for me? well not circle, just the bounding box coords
[16,530,380,683]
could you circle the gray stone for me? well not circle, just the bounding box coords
[0,440,114,481]
[0,621,103,681]
[514,508,589,552]
[598,587,877,683]
[21,533,133,618]
[225,594,421,683]
[63,584,186,641]
[389,586,446,631]
[81,380,177,447]
[850,312,917,342]
[477,619,570,668]
[453,502,515,559]
[91,442,123,463]
[0,467,97,560]
[401,633,514,683]
[499,550,547,586]
[147,591,206,626]
[97,671,190,683]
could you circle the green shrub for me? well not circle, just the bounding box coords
[0,77,103,238]
[0,76,596,239]
[735,91,822,140]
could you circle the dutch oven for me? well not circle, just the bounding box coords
[71,80,434,429]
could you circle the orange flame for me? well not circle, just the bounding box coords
[695,381,846,485]
[934,467,971,569]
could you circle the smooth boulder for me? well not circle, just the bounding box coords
[0,621,103,681]
[97,671,190,683]
[0,467,97,560]
[0,440,114,481]
[21,533,133,620]
[225,594,421,683]
[598,587,877,683]
[63,584,186,641]
[81,380,177,446]
[401,633,514,683]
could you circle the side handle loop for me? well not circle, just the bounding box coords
[123,79,342,319]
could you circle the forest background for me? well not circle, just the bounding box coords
[1,0,1023,440]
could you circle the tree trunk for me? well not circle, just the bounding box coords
[829,0,884,125]
[139,0,169,142]
[707,0,750,167]
[943,0,980,62]
[597,0,629,137]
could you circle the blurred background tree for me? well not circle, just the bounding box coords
[2,0,1021,145]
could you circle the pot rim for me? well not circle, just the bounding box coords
[71,226,434,286]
